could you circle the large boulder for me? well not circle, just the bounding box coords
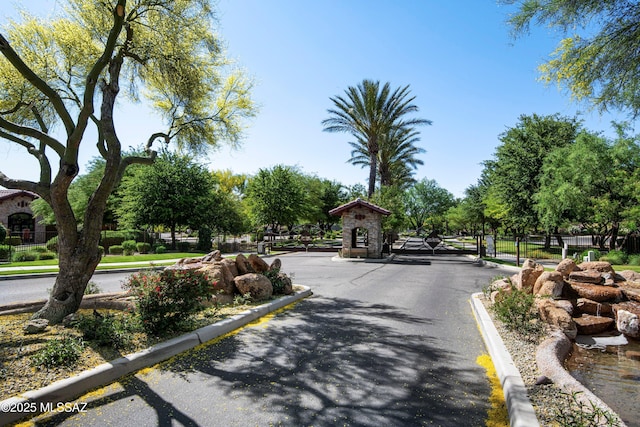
[576,298,613,316]
[578,261,615,274]
[569,270,604,285]
[218,257,239,277]
[533,271,565,298]
[269,258,282,272]
[517,259,544,293]
[234,273,273,301]
[618,270,640,282]
[612,301,640,338]
[619,280,640,303]
[536,298,577,339]
[198,262,236,295]
[555,258,578,279]
[567,282,625,302]
[235,253,254,275]
[573,314,615,335]
[248,253,269,273]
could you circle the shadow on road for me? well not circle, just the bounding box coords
[37,296,490,426]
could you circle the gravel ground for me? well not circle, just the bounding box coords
[481,296,625,427]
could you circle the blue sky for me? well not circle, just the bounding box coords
[1,0,631,197]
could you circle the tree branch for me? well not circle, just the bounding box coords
[0,115,65,156]
[0,33,75,136]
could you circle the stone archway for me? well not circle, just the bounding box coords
[329,198,390,259]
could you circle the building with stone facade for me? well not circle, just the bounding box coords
[0,189,47,244]
[329,198,391,259]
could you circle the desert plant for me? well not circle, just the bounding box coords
[491,287,542,338]
[552,391,622,427]
[123,269,214,335]
[74,312,138,348]
[31,335,84,368]
[233,292,253,306]
[263,268,291,294]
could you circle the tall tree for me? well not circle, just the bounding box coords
[245,165,306,233]
[404,178,455,234]
[0,0,255,323]
[536,126,640,249]
[322,80,431,197]
[503,0,640,116]
[482,113,580,233]
[117,151,215,249]
[349,126,425,189]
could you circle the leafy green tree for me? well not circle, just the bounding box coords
[404,178,455,234]
[482,113,580,234]
[446,184,487,236]
[117,151,214,249]
[503,0,640,116]
[245,165,306,233]
[370,185,406,244]
[0,0,255,323]
[536,125,640,249]
[301,177,347,232]
[322,80,431,197]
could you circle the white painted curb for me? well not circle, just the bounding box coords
[470,292,540,427]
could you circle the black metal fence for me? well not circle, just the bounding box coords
[484,234,640,263]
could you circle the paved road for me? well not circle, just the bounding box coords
[27,252,511,426]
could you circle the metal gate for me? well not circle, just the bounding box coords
[391,235,478,255]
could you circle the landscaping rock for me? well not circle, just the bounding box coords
[619,280,640,303]
[248,254,269,273]
[234,273,273,301]
[576,298,613,316]
[235,253,253,275]
[198,263,236,295]
[577,261,615,274]
[555,258,577,278]
[269,258,282,272]
[533,271,564,298]
[573,314,615,335]
[23,318,49,334]
[536,298,577,339]
[612,301,640,338]
[568,282,625,302]
[569,270,604,284]
[517,259,544,293]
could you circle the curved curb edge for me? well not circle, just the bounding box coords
[470,292,540,427]
[0,286,313,426]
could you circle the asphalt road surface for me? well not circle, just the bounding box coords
[25,252,512,426]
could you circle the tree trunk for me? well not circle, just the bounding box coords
[32,234,101,324]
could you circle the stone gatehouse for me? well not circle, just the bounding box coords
[329,198,391,259]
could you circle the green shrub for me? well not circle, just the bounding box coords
[37,251,56,260]
[98,245,105,258]
[12,251,38,262]
[600,249,627,265]
[177,241,191,252]
[263,268,291,294]
[46,236,58,252]
[5,236,21,246]
[74,312,138,348]
[136,242,151,254]
[123,269,214,335]
[31,335,84,368]
[99,230,127,252]
[627,254,640,266]
[0,223,6,244]
[154,245,167,254]
[109,245,124,255]
[0,245,11,260]
[491,287,542,339]
[197,227,212,252]
[30,246,49,253]
[122,240,137,252]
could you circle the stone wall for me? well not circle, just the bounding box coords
[0,193,46,244]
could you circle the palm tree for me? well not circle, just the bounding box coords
[322,80,431,197]
[348,126,425,189]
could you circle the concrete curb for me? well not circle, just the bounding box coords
[0,286,313,425]
[470,292,540,427]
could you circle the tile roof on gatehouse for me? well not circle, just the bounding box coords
[328,198,391,216]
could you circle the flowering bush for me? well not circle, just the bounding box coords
[123,269,215,334]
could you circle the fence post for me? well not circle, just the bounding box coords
[516,237,520,267]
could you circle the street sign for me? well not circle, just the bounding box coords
[425,231,441,249]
